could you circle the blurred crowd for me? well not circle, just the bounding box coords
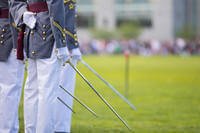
[79,38,200,56]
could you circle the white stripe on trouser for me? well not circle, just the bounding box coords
[0,50,24,133]
[24,50,60,133]
[54,59,78,132]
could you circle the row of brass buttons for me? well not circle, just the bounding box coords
[0,28,6,45]
[29,25,47,56]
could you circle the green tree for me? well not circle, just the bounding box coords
[90,29,117,40]
[117,22,142,39]
[176,26,196,40]
[90,22,142,40]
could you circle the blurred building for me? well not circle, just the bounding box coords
[77,0,200,41]
[173,0,200,37]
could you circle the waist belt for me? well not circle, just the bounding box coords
[28,2,48,13]
[0,9,9,18]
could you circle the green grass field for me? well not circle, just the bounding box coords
[19,55,200,133]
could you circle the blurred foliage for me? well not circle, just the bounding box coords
[176,25,197,40]
[90,29,117,40]
[117,22,142,39]
[90,22,142,40]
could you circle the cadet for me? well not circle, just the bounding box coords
[10,0,70,132]
[0,1,24,133]
[54,0,82,132]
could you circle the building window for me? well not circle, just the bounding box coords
[77,14,94,28]
[116,0,149,4]
[117,18,152,27]
[77,0,93,5]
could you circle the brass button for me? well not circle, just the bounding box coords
[31,31,34,35]
[43,37,46,41]
[74,34,78,41]
[74,37,78,41]
[32,51,36,55]
[42,25,46,28]
[2,29,5,32]
[62,40,66,43]
[42,31,46,35]
[1,35,4,38]
[0,40,3,44]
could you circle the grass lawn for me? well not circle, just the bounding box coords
[19,55,200,133]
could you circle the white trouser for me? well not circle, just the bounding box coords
[24,50,60,133]
[0,50,25,133]
[54,59,78,132]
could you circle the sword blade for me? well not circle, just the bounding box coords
[59,85,98,117]
[65,60,132,131]
[81,60,136,110]
[57,97,76,114]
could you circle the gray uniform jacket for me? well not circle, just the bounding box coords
[9,0,67,59]
[0,0,17,61]
[64,0,79,51]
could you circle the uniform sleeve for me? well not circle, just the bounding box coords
[64,0,79,50]
[9,16,19,49]
[46,0,67,48]
[9,0,27,26]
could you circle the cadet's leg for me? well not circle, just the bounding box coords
[36,50,60,133]
[12,58,25,133]
[0,50,23,133]
[55,59,78,133]
[24,59,39,133]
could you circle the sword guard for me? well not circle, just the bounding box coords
[63,59,71,66]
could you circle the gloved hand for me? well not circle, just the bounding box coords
[23,11,36,29]
[57,47,70,65]
[71,48,82,61]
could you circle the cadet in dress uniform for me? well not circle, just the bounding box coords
[55,0,82,132]
[0,0,24,133]
[9,0,70,132]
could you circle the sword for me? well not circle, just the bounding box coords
[59,85,98,117]
[64,60,132,131]
[57,97,76,113]
[80,60,136,110]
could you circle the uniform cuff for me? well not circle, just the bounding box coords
[71,48,81,56]
[57,47,70,56]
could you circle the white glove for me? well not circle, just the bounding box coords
[23,11,36,29]
[57,47,70,65]
[71,48,82,61]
